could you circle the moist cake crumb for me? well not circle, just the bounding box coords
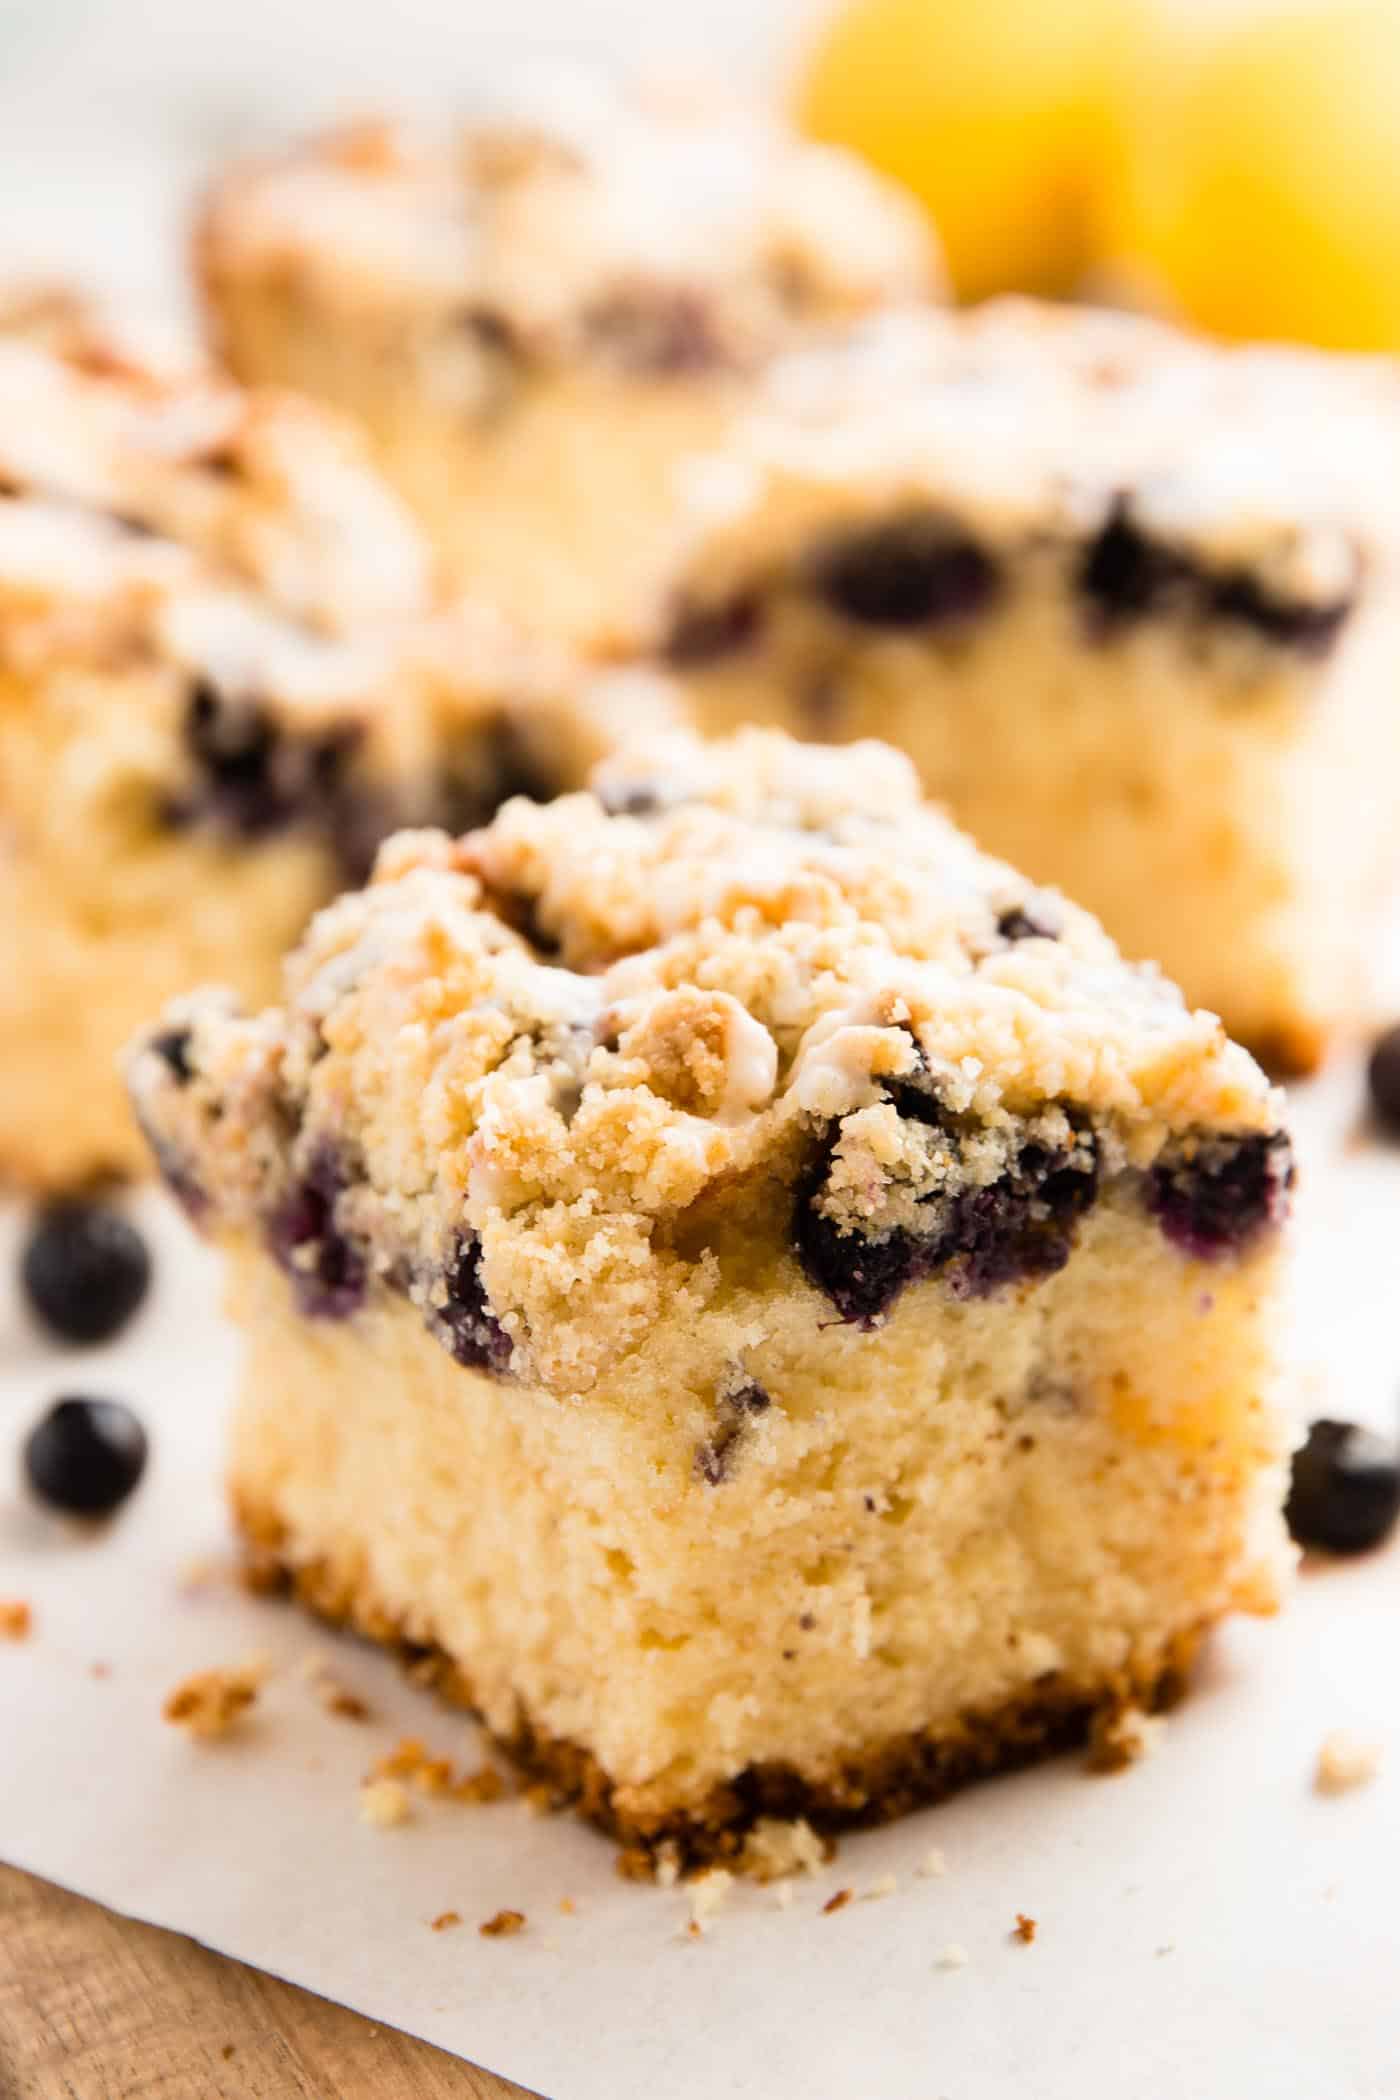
[479,1908,527,1938]
[1013,1912,1038,1944]
[163,1658,266,1739]
[864,1873,899,1901]
[1315,1730,1383,1794]
[1087,1703,1167,1773]
[686,1869,735,1934]
[739,1817,829,1882]
[937,1942,969,1969]
[916,1846,948,1879]
[0,1601,32,1640]
[453,1764,509,1804]
[359,1776,413,1826]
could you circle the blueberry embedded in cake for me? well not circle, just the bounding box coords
[0,304,673,1191]
[129,727,1295,1862]
[195,79,939,638]
[650,298,1400,1069]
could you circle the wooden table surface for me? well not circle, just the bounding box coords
[0,1863,540,2099]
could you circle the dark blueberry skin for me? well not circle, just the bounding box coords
[22,1205,152,1346]
[168,680,365,859]
[1286,1418,1400,1555]
[266,1151,366,1320]
[432,1235,514,1375]
[795,1091,1097,1326]
[695,1382,771,1485]
[663,593,764,667]
[1148,1131,1294,1260]
[996,907,1059,943]
[149,1027,194,1085]
[1080,507,1351,653]
[585,289,726,376]
[24,1397,148,1517]
[1366,1024,1400,1136]
[807,514,1000,631]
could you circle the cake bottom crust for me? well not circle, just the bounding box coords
[237,1491,1204,1871]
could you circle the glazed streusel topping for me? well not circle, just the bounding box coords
[130,729,1290,1394]
[659,298,1400,656]
[0,315,429,637]
[199,76,938,376]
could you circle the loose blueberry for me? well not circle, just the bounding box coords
[24,1397,148,1517]
[808,514,1000,630]
[21,1204,152,1345]
[1148,1131,1294,1260]
[1285,1418,1400,1555]
[432,1235,513,1375]
[266,1151,366,1320]
[1366,1024,1400,1136]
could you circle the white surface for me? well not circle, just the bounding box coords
[0,1058,1397,2100]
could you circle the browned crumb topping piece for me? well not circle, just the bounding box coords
[1315,1730,1382,1794]
[367,1734,507,1799]
[740,1816,830,1883]
[163,1660,264,1739]
[430,1910,462,1932]
[479,1909,527,1938]
[558,1897,577,1916]
[327,1687,373,1722]
[358,1777,412,1827]
[0,1601,32,1640]
[1013,1913,1038,1944]
[822,1888,853,1916]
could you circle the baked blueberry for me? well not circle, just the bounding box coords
[996,907,1059,943]
[1285,1417,1400,1555]
[21,1204,152,1345]
[431,1235,514,1375]
[1079,511,1182,627]
[1148,1131,1294,1260]
[1366,1024,1400,1136]
[24,1396,149,1517]
[267,1151,366,1320]
[808,513,999,630]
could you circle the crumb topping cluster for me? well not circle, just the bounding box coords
[130,729,1289,1392]
[199,77,938,377]
[661,299,1400,655]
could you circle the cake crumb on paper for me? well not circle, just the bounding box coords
[916,1846,947,1879]
[821,1887,853,1917]
[479,1909,527,1938]
[1013,1913,1037,1944]
[686,1869,734,1935]
[773,1881,796,1910]
[0,1600,32,1640]
[300,1652,374,1722]
[740,1816,828,1882]
[359,1778,412,1828]
[936,1942,969,1970]
[864,1874,899,1902]
[1088,1703,1166,1773]
[163,1657,266,1739]
[452,1764,508,1804]
[1315,1730,1382,1795]
[430,1911,462,1932]
[653,1839,683,1888]
[558,1897,577,1916]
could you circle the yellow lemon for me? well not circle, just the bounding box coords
[796,0,1129,302]
[1107,0,1400,349]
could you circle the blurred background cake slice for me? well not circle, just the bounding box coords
[648,298,1400,1069]
[0,305,674,1189]
[196,75,939,642]
[129,727,1294,1859]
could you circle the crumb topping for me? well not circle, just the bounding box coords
[479,1907,527,1938]
[661,299,1400,644]
[201,80,937,379]
[163,1657,266,1739]
[0,1600,32,1640]
[130,727,1287,1395]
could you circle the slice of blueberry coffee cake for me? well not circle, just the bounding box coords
[196,75,938,642]
[0,313,670,1189]
[129,727,1295,1861]
[651,298,1400,1070]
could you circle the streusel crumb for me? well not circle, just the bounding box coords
[163,1658,266,1739]
[0,1601,32,1640]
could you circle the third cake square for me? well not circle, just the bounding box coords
[652,298,1400,1070]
